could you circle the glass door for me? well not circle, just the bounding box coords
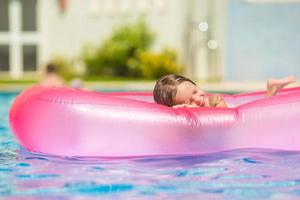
[184,0,225,81]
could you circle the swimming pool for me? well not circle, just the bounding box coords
[1,92,300,199]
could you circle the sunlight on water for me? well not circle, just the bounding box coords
[1,92,300,199]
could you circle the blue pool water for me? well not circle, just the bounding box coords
[1,92,300,199]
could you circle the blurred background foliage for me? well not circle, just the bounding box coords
[83,20,182,79]
[139,49,182,78]
[48,55,79,81]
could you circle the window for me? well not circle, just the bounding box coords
[0,45,9,71]
[0,0,40,77]
[22,0,37,31]
[23,45,37,71]
[0,0,9,31]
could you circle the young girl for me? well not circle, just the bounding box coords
[153,74,296,108]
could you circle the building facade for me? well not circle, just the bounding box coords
[0,0,226,81]
[1,0,299,81]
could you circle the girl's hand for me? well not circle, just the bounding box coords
[209,95,228,108]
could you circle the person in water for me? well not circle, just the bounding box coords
[153,74,296,108]
[39,63,65,87]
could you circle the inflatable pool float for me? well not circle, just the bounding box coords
[9,86,300,157]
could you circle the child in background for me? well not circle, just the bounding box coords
[39,63,65,87]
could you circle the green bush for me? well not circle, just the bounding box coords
[139,49,182,79]
[49,56,78,80]
[84,20,154,77]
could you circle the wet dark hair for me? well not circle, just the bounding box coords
[46,63,58,74]
[153,74,196,107]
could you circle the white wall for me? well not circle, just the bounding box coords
[43,0,188,64]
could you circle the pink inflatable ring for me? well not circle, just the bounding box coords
[9,86,300,157]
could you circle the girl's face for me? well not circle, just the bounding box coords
[174,81,210,107]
